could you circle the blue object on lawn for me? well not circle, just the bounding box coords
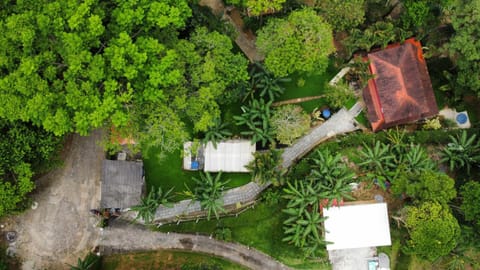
[456,113,467,124]
[191,160,199,170]
[322,109,331,119]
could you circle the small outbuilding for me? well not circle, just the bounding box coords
[363,38,438,131]
[183,140,256,173]
[323,202,391,251]
[101,160,144,209]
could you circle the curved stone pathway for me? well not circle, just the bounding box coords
[101,222,291,270]
[125,108,359,224]
[281,108,358,168]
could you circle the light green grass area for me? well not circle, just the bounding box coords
[157,199,331,269]
[144,146,251,200]
[277,62,338,113]
[101,250,247,270]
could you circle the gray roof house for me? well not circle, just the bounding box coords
[101,160,144,209]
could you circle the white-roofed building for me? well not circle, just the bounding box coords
[183,140,255,173]
[203,140,255,172]
[323,202,391,251]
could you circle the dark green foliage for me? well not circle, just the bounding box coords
[282,149,354,257]
[343,21,412,56]
[262,188,282,205]
[234,98,275,147]
[440,130,480,175]
[189,172,229,221]
[0,121,61,217]
[132,187,174,224]
[401,0,432,31]
[214,225,232,241]
[69,253,100,270]
[202,118,232,149]
[447,0,480,97]
[460,181,480,227]
[246,148,285,186]
[314,0,366,32]
[246,62,290,102]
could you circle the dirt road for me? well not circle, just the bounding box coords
[9,131,103,269]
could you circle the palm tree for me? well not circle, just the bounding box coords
[246,149,285,186]
[191,172,229,220]
[282,202,328,257]
[403,144,436,174]
[440,131,480,175]
[309,149,355,205]
[69,253,99,270]
[131,187,174,224]
[202,118,232,149]
[234,98,274,147]
[359,141,396,175]
[245,62,290,102]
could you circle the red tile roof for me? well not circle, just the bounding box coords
[362,39,438,131]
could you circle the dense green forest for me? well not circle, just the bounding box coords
[1,0,480,269]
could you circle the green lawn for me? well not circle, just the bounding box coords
[277,62,339,113]
[157,198,331,269]
[101,250,247,270]
[144,146,251,201]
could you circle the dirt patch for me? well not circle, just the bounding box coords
[4,131,104,269]
[179,238,194,250]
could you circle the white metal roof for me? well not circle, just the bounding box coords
[323,203,391,250]
[204,140,255,172]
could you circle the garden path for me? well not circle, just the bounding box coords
[128,108,359,224]
[281,108,359,168]
[199,0,264,62]
[101,221,292,270]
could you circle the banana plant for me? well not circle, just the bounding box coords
[202,118,232,149]
[132,187,174,224]
[440,131,480,175]
[191,172,229,220]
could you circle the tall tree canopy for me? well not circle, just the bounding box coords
[447,0,480,96]
[256,8,335,77]
[404,202,460,261]
[0,1,249,159]
[314,0,366,32]
[0,121,61,217]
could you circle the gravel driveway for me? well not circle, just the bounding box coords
[7,131,103,269]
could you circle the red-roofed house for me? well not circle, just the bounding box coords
[363,38,438,131]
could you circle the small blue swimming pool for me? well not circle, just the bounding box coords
[456,113,468,124]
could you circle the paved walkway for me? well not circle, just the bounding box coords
[281,108,359,168]
[101,222,291,270]
[126,108,359,224]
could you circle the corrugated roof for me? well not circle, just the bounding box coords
[203,140,255,172]
[101,160,144,209]
[363,38,438,131]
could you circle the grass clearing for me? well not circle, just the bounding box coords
[157,198,330,269]
[143,146,251,200]
[277,62,338,113]
[101,250,247,270]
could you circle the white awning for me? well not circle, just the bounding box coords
[323,203,391,250]
[204,140,255,172]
